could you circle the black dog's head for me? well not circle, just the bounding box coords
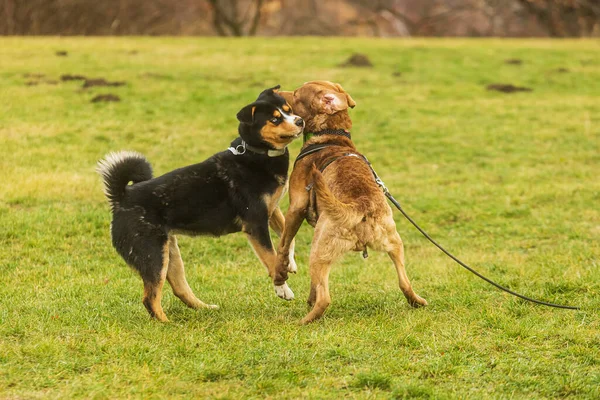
[237,85,305,150]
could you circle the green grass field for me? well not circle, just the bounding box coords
[1,37,599,399]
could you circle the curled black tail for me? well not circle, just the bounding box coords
[96,151,153,211]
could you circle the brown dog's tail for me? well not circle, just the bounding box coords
[311,164,361,226]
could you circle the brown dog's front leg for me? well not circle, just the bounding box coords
[273,201,307,301]
[269,207,297,274]
[274,202,306,284]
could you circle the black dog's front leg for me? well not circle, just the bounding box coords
[244,222,295,300]
[244,222,277,278]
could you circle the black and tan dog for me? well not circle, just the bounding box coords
[97,86,302,321]
[273,81,427,324]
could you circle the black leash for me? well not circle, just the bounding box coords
[368,164,580,310]
[297,143,581,310]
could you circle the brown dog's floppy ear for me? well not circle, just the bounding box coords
[345,93,356,108]
[334,83,356,109]
[321,93,351,115]
[237,104,257,125]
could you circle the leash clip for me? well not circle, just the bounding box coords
[375,176,389,194]
[228,141,247,156]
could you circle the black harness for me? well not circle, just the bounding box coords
[295,141,385,191]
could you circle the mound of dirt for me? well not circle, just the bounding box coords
[339,53,373,67]
[83,78,126,88]
[23,73,45,78]
[505,59,522,65]
[486,83,532,93]
[25,79,58,86]
[91,94,121,103]
[61,74,87,81]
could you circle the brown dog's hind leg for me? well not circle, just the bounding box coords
[301,226,348,324]
[166,235,218,310]
[307,285,317,307]
[387,233,428,308]
[301,259,334,324]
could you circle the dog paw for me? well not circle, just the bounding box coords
[287,248,298,273]
[409,295,428,308]
[203,303,219,310]
[287,258,298,274]
[274,283,295,301]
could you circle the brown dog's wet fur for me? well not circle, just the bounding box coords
[275,80,427,324]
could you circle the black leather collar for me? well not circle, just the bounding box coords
[304,129,351,142]
[228,140,287,157]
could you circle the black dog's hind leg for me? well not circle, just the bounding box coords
[140,240,170,322]
[166,235,218,310]
[111,212,170,322]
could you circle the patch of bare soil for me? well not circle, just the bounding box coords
[23,73,45,78]
[91,94,121,103]
[24,78,58,86]
[339,53,373,67]
[486,83,532,93]
[61,74,87,81]
[56,51,68,57]
[505,59,522,65]
[83,78,126,88]
[555,68,569,73]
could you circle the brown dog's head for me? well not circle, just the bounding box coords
[279,81,356,133]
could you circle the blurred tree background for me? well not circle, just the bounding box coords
[0,0,599,36]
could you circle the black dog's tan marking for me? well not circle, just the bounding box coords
[97,86,304,321]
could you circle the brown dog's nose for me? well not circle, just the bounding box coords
[295,117,304,127]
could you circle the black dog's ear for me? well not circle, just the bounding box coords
[237,104,257,124]
[257,85,281,100]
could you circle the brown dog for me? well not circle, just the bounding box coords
[273,81,427,324]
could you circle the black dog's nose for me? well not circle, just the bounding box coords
[295,117,304,127]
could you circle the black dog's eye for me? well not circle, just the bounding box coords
[270,117,281,125]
